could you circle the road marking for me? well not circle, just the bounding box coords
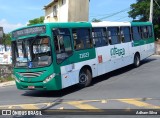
[8,106,14,109]
[59,107,64,110]
[20,104,39,109]
[117,99,160,109]
[0,98,158,110]
[46,103,54,107]
[66,101,99,109]
[101,100,107,104]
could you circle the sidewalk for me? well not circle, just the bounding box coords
[0,81,15,87]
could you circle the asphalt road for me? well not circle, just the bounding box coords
[0,55,160,117]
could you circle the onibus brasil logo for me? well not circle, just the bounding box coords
[110,47,125,56]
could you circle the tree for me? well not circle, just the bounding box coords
[0,33,11,46]
[3,33,11,45]
[128,0,160,39]
[27,16,44,26]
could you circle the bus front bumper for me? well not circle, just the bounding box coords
[15,78,61,90]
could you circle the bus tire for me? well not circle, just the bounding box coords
[78,69,92,88]
[134,54,140,67]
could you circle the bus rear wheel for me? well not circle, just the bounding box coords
[134,54,140,67]
[78,69,92,88]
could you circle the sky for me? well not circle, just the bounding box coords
[0,0,136,33]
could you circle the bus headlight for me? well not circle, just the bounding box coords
[43,73,55,83]
[12,75,20,83]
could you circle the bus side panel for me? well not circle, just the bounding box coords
[95,45,114,75]
[59,48,97,89]
[95,42,133,76]
[60,59,97,88]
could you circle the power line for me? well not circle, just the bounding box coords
[114,16,130,21]
[154,0,160,9]
[90,13,113,18]
[98,7,130,20]
[89,8,128,18]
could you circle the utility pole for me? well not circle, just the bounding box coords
[149,0,153,22]
[0,27,4,45]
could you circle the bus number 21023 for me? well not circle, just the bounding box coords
[79,52,89,59]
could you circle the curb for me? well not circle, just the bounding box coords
[0,81,15,87]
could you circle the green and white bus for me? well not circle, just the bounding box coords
[11,21,155,90]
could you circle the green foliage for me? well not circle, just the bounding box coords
[3,33,11,45]
[27,16,44,26]
[92,18,101,22]
[128,0,160,39]
[0,76,14,83]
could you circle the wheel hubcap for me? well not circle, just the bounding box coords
[79,73,88,84]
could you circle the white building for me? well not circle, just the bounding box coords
[44,0,89,23]
[0,45,12,64]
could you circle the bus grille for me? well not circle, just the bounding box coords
[17,71,45,78]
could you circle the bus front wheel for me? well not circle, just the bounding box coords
[78,69,92,88]
[134,54,140,67]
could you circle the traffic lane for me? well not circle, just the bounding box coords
[0,56,160,106]
[23,56,160,100]
[62,56,160,100]
[0,86,60,105]
[0,83,85,105]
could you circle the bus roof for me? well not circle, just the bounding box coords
[12,21,153,32]
[12,22,92,32]
[91,21,131,27]
[131,22,153,26]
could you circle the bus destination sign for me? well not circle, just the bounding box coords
[12,26,46,38]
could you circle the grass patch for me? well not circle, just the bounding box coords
[0,76,14,83]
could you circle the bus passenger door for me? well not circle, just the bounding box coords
[53,28,76,89]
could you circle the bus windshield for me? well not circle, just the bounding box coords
[12,36,52,68]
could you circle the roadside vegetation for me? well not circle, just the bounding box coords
[0,76,14,83]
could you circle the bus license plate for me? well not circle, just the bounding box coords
[28,86,35,89]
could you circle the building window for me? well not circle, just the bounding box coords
[107,27,120,45]
[72,28,92,50]
[92,28,108,47]
[62,0,66,5]
[120,27,131,43]
[53,5,57,17]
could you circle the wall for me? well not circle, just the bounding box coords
[44,2,59,23]
[44,0,68,23]
[0,45,12,64]
[68,0,89,22]
[58,0,69,22]
[44,0,89,23]
[155,40,160,55]
[0,64,12,79]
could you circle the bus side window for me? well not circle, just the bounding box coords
[107,27,120,45]
[120,27,131,43]
[141,26,149,39]
[73,28,92,50]
[108,31,112,45]
[92,27,108,47]
[131,26,141,40]
[147,25,153,38]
